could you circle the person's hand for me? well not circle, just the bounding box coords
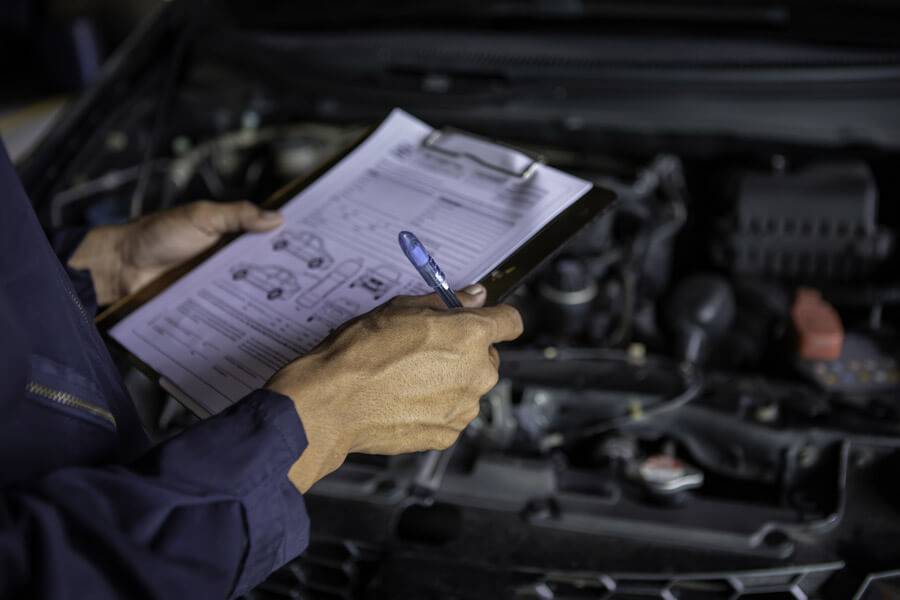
[69,201,283,305]
[266,285,523,493]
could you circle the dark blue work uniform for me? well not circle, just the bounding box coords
[0,143,309,598]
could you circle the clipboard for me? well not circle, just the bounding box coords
[97,119,617,413]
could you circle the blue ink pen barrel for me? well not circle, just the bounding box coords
[398,231,464,309]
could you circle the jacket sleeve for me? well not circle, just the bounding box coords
[0,389,310,599]
[44,226,101,315]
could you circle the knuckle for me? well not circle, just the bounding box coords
[465,401,481,422]
[482,368,500,391]
[184,203,203,221]
[234,201,257,220]
[191,200,215,214]
[460,312,493,338]
[503,305,525,333]
[489,346,501,364]
[432,430,459,451]
[186,200,217,227]
[469,366,497,394]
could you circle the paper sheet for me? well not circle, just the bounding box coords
[110,109,592,415]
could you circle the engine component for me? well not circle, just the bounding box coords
[498,348,702,450]
[663,274,736,364]
[795,331,900,396]
[720,161,892,282]
[536,257,598,340]
[791,288,845,361]
[633,454,704,502]
[725,280,792,368]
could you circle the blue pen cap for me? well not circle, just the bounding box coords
[399,231,430,267]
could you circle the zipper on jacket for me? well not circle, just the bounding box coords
[63,280,90,323]
[26,381,117,430]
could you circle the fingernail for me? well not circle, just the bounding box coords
[462,284,485,296]
[259,210,282,222]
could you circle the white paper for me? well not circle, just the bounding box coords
[110,109,592,415]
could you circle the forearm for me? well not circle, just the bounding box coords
[0,390,309,599]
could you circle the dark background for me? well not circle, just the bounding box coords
[0,0,157,159]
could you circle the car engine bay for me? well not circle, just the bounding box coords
[18,3,900,598]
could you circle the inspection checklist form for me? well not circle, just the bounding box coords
[110,109,592,415]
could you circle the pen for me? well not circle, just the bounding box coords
[398,231,463,309]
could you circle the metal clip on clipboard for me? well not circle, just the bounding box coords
[421,127,545,179]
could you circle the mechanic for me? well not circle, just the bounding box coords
[0,142,522,598]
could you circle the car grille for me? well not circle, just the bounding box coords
[246,539,841,600]
[244,539,380,600]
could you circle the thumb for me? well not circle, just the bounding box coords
[457,283,487,308]
[190,200,283,235]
